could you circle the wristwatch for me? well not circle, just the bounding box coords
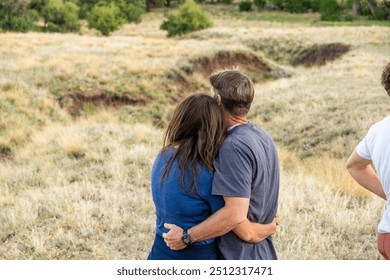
[181,229,193,246]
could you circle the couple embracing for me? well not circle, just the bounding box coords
[146,63,390,260]
[147,69,280,260]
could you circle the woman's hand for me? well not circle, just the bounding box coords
[233,216,279,243]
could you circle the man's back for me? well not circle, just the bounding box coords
[212,122,280,259]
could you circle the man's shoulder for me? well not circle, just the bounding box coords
[368,115,390,134]
[221,123,276,155]
[230,123,274,143]
[378,115,390,126]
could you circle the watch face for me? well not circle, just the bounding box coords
[182,233,191,245]
[182,234,190,245]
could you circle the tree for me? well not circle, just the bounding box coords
[78,0,146,22]
[385,0,390,18]
[239,0,252,12]
[0,0,35,31]
[77,0,100,18]
[0,0,31,15]
[253,0,266,11]
[160,0,212,37]
[87,2,125,35]
[319,0,341,21]
[365,0,376,14]
[352,0,362,15]
[118,0,145,23]
[41,0,80,32]
[146,0,165,10]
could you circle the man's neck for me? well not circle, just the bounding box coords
[225,113,248,127]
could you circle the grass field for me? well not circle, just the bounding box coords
[0,7,389,259]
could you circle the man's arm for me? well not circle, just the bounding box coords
[233,217,278,244]
[346,150,386,200]
[163,196,249,250]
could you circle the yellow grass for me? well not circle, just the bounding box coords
[0,10,389,260]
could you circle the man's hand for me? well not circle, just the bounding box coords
[346,150,386,200]
[162,223,187,251]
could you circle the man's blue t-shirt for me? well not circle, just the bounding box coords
[151,148,225,245]
[212,122,280,260]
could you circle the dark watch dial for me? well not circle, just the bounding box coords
[181,230,192,245]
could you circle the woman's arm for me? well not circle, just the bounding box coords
[233,217,278,243]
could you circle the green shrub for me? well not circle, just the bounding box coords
[309,0,320,11]
[78,0,99,19]
[78,0,145,23]
[117,0,146,23]
[343,13,355,21]
[271,0,285,9]
[360,0,376,16]
[221,0,234,4]
[319,0,341,21]
[41,0,80,32]
[369,3,389,20]
[286,0,308,13]
[253,0,266,11]
[0,11,35,32]
[87,3,125,35]
[160,0,212,37]
[239,0,252,12]
[0,0,35,32]
[271,0,319,13]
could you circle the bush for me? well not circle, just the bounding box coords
[79,0,145,23]
[87,3,125,35]
[0,10,35,32]
[160,0,212,37]
[239,0,252,12]
[253,0,266,11]
[0,0,35,32]
[343,13,355,21]
[41,0,80,32]
[286,0,308,13]
[116,0,146,23]
[319,0,341,21]
[270,0,319,13]
[369,3,389,20]
[78,0,100,19]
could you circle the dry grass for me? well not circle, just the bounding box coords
[276,171,383,259]
[0,10,389,259]
[0,116,160,259]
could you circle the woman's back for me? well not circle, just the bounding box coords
[147,94,226,260]
[148,149,224,260]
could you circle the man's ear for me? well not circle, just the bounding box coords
[217,94,222,106]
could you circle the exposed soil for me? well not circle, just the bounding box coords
[174,50,274,94]
[191,50,272,79]
[64,91,149,116]
[293,43,351,67]
[0,145,12,160]
[61,51,275,115]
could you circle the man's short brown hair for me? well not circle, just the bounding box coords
[382,62,390,97]
[209,69,255,116]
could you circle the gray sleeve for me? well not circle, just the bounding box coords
[212,144,252,198]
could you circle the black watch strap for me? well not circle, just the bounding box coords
[181,229,193,245]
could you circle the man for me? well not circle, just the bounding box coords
[346,62,390,260]
[163,69,280,260]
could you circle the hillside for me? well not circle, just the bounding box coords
[0,10,389,259]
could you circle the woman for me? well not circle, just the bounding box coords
[148,93,276,260]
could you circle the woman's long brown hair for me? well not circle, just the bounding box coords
[161,93,227,195]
